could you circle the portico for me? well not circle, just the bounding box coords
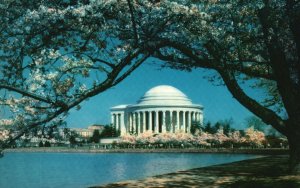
[111,85,203,135]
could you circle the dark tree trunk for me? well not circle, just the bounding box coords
[288,137,300,173]
[287,119,300,173]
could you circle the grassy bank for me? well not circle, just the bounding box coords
[92,155,300,188]
[4,147,289,155]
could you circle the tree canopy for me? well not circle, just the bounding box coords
[95,0,299,171]
[0,0,299,171]
[0,0,154,149]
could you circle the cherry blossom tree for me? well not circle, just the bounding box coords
[212,128,230,146]
[0,1,160,152]
[120,134,136,145]
[243,127,266,147]
[136,130,154,144]
[1,0,299,172]
[118,129,268,149]
[100,0,299,172]
[194,132,212,147]
[161,0,299,172]
[228,130,243,146]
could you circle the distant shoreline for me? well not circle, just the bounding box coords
[4,147,289,155]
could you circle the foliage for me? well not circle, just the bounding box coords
[190,121,201,135]
[64,129,78,146]
[1,0,299,170]
[265,135,288,148]
[122,1,299,170]
[203,119,235,135]
[119,127,268,148]
[100,125,120,138]
[0,130,9,142]
[0,0,153,150]
[69,135,77,146]
[203,122,214,134]
[90,129,101,143]
[55,0,298,169]
[243,127,266,147]
[38,141,43,147]
[44,141,51,147]
[245,116,267,132]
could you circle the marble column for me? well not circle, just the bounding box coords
[192,112,196,122]
[200,112,203,126]
[132,113,136,134]
[149,111,153,132]
[155,111,159,133]
[111,113,114,127]
[176,111,180,132]
[187,111,191,133]
[120,113,125,135]
[129,113,132,133]
[116,114,119,130]
[170,111,173,133]
[183,111,186,133]
[137,112,140,134]
[162,111,166,133]
[143,111,146,133]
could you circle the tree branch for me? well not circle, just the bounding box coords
[286,0,300,62]
[1,107,66,150]
[218,69,287,134]
[113,53,150,86]
[0,84,52,104]
[0,47,150,150]
[155,39,287,134]
[258,3,300,118]
[127,0,139,46]
[156,39,275,79]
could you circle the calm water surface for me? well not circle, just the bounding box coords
[0,152,262,188]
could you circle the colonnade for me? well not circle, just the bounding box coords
[111,112,125,134]
[111,110,203,135]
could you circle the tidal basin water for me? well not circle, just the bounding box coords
[0,152,262,188]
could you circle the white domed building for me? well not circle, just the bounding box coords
[110,85,204,135]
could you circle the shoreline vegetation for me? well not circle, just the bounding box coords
[4,147,289,155]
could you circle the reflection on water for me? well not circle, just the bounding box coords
[0,152,261,188]
[113,161,126,180]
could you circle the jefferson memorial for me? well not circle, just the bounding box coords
[110,85,204,135]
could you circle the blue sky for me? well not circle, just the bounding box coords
[66,58,258,130]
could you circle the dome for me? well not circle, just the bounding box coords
[137,85,193,106]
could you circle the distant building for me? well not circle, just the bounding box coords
[111,85,204,135]
[71,125,104,138]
